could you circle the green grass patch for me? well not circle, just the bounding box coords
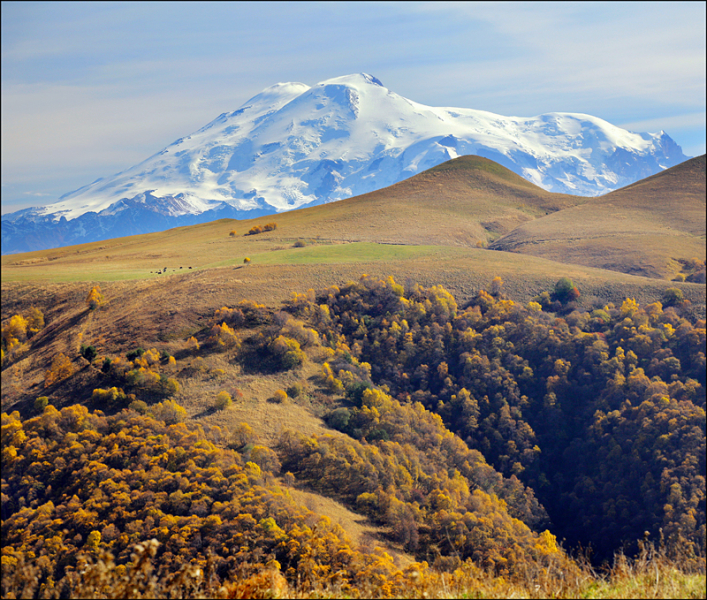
[204,242,467,268]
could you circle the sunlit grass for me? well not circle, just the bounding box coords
[3,538,704,599]
[205,242,460,268]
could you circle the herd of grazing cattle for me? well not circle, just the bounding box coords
[150,266,193,274]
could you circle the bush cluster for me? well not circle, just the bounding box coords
[246,223,277,236]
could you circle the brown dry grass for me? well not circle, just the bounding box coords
[176,353,336,445]
[284,484,415,568]
[2,155,703,290]
[0,155,584,285]
[491,155,706,279]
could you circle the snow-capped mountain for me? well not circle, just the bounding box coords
[2,73,688,254]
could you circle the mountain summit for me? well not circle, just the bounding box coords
[1,73,688,253]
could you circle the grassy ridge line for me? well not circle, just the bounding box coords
[2,155,703,283]
[0,154,590,284]
[490,155,706,279]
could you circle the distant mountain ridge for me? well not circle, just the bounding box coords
[1,73,689,254]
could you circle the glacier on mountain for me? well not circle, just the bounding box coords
[1,73,688,254]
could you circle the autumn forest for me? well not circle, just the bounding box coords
[2,272,705,598]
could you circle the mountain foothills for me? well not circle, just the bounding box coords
[1,155,705,598]
[1,73,689,254]
[3,155,704,283]
[491,154,707,280]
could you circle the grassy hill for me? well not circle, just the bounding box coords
[1,155,586,280]
[2,155,703,286]
[3,154,705,306]
[490,155,706,279]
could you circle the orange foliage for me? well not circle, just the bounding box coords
[44,353,75,388]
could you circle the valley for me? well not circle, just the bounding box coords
[1,155,705,598]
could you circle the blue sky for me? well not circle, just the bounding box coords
[2,1,705,214]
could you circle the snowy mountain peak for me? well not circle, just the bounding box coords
[2,73,689,254]
[242,81,311,110]
[318,72,385,88]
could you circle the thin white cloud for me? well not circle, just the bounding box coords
[411,1,705,109]
[618,112,707,134]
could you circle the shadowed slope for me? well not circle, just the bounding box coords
[490,155,706,279]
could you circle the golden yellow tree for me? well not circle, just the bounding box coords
[215,391,232,410]
[26,307,44,337]
[2,315,28,351]
[86,286,104,310]
[45,353,75,388]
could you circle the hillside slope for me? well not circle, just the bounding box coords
[260,155,586,246]
[490,155,706,279]
[0,156,584,283]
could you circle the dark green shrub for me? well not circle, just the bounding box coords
[286,382,304,398]
[662,287,684,307]
[327,407,351,431]
[553,277,580,303]
[126,347,145,361]
[80,344,97,363]
[367,427,390,442]
[346,381,373,407]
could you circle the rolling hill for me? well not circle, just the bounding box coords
[2,155,704,291]
[490,155,706,279]
[3,154,705,411]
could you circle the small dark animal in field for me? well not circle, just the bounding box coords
[189,267,192,269]
[180,266,183,269]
